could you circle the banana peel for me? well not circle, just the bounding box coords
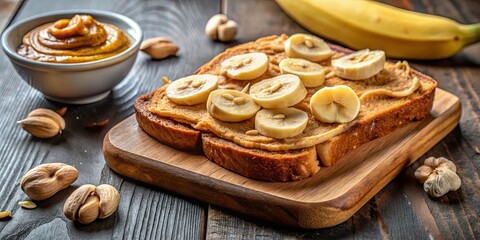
[276,0,480,59]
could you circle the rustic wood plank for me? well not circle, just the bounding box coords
[0,0,223,239]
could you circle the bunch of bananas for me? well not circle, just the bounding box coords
[276,0,480,59]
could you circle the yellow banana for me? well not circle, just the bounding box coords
[276,0,480,59]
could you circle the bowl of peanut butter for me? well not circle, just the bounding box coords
[1,10,143,104]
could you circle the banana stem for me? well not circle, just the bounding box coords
[460,23,480,46]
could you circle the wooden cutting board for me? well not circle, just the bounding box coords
[103,88,460,229]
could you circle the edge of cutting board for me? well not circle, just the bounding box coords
[103,88,461,229]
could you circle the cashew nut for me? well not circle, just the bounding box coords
[205,14,237,42]
[20,163,78,201]
[414,157,461,197]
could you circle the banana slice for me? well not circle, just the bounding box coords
[255,108,308,139]
[166,74,218,105]
[310,85,360,123]
[207,89,261,122]
[221,52,269,80]
[279,58,325,87]
[249,74,307,109]
[332,49,386,80]
[284,33,333,62]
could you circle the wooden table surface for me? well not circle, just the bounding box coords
[0,0,478,239]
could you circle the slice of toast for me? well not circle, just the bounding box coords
[134,92,320,181]
[135,35,436,181]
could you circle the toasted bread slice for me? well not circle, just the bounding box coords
[135,35,437,181]
[134,92,201,151]
[134,92,320,181]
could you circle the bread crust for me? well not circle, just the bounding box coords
[202,133,319,181]
[134,92,201,151]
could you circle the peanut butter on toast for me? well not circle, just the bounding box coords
[134,35,436,181]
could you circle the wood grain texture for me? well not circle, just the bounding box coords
[390,0,480,239]
[0,0,222,239]
[0,0,479,238]
[103,88,461,229]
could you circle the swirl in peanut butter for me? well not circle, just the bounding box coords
[17,15,131,63]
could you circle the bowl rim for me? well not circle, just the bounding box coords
[1,9,143,70]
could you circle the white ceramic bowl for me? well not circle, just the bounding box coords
[1,10,143,104]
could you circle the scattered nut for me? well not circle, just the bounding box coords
[325,71,336,79]
[78,195,100,224]
[96,184,120,219]
[140,37,179,60]
[21,163,79,201]
[221,93,235,100]
[28,108,66,130]
[0,211,11,219]
[414,157,457,183]
[271,64,280,72]
[424,168,461,198]
[63,184,96,221]
[17,108,66,138]
[217,20,238,42]
[162,76,171,84]
[242,58,252,65]
[177,83,189,90]
[205,14,227,40]
[205,14,237,42]
[17,117,60,138]
[191,81,203,88]
[18,200,37,209]
[56,107,68,116]
[232,61,244,69]
[262,83,283,93]
[292,62,305,68]
[245,130,259,136]
[271,44,284,53]
[414,157,461,197]
[304,39,314,48]
[85,119,110,129]
[64,184,120,224]
[232,96,245,104]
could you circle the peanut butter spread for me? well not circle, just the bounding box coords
[149,35,435,151]
[17,15,130,63]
